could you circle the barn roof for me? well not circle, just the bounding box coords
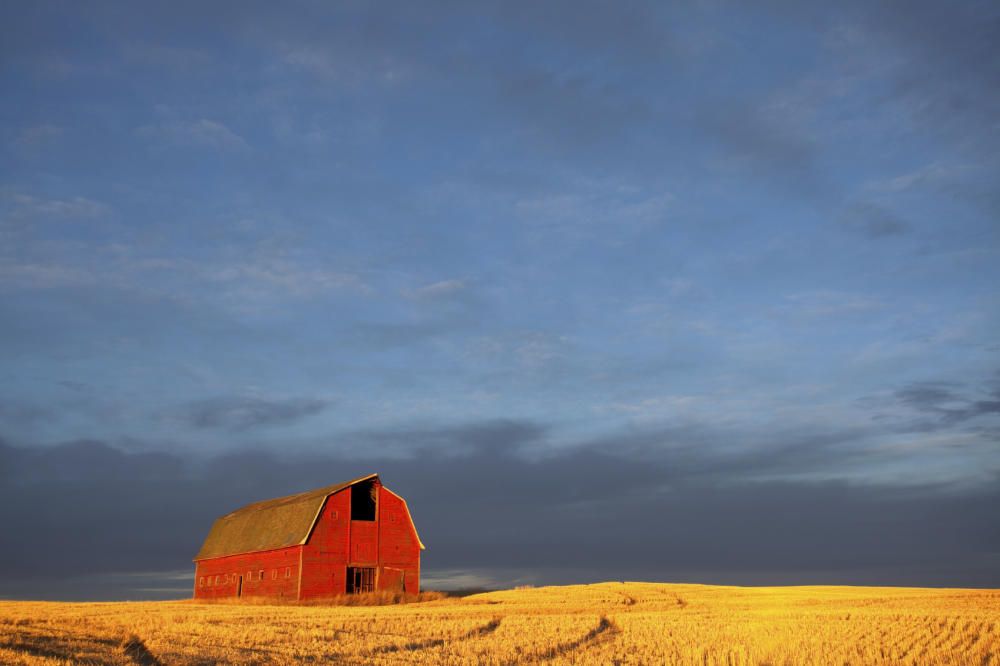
[194,473,378,561]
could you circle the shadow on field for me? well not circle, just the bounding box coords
[121,634,163,666]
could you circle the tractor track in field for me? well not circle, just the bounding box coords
[369,617,502,655]
[518,615,621,663]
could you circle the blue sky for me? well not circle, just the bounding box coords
[1,1,999,597]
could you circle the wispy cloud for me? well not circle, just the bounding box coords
[176,396,331,431]
[137,118,250,152]
[892,378,1000,430]
[839,202,908,238]
[13,124,63,147]
[3,191,109,219]
[865,161,1000,216]
[404,279,467,301]
[514,181,673,247]
[0,221,369,305]
[777,290,884,319]
[274,39,415,87]
[700,98,819,191]
[0,260,95,289]
[207,257,366,301]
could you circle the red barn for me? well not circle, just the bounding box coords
[193,474,423,600]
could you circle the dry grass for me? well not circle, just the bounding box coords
[0,582,997,664]
[196,590,449,607]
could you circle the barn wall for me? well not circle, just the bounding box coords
[378,486,420,593]
[350,520,378,564]
[299,486,351,600]
[194,545,300,600]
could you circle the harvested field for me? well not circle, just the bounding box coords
[1,582,997,665]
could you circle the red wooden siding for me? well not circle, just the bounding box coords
[193,475,422,601]
[378,486,420,594]
[298,486,351,600]
[194,545,300,600]
[350,520,378,564]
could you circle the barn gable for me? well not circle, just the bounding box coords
[194,473,377,560]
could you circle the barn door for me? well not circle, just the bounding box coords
[347,567,375,593]
[382,567,404,592]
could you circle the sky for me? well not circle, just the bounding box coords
[1,1,998,600]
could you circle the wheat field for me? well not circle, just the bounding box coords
[0,582,997,665]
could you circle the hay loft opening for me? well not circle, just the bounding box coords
[351,478,377,521]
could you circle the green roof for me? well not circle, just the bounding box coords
[194,474,377,561]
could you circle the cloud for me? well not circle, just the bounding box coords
[0,234,367,309]
[896,381,963,412]
[0,438,184,485]
[277,44,412,86]
[2,191,109,219]
[0,428,997,598]
[893,378,1000,429]
[862,1,1000,138]
[839,202,908,238]
[177,396,331,431]
[122,43,212,72]
[13,124,63,146]
[491,1,675,63]
[776,290,884,319]
[207,257,366,301]
[868,162,968,196]
[404,279,468,301]
[866,161,1000,217]
[136,118,250,152]
[515,185,673,242]
[0,402,54,428]
[348,418,549,458]
[804,1,1000,178]
[346,280,486,350]
[699,99,819,191]
[0,260,96,289]
[57,380,92,393]
[345,320,451,349]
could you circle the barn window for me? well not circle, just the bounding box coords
[259,569,264,581]
[199,577,204,587]
[284,567,290,578]
[272,569,277,580]
[223,574,228,584]
[207,577,212,587]
[215,575,220,585]
[247,570,252,582]
[351,479,377,521]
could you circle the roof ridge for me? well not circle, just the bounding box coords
[222,473,378,517]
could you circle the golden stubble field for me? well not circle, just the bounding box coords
[0,582,997,665]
